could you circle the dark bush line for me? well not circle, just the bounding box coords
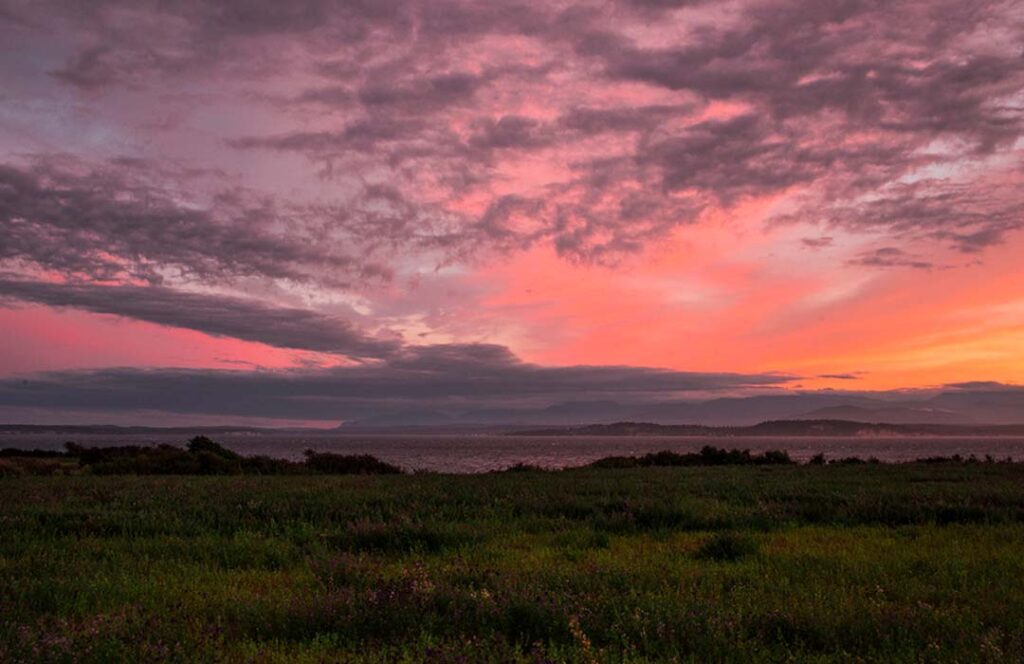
[0,437,405,476]
[493,463,549,473]
[0,447,66,458]
[695,532,760,562]
[303,450,403,475]
[1,438,1020,477]
[587,447,1016,470]
[588,446,796,469]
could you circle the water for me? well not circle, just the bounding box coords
[5,432,1024,473]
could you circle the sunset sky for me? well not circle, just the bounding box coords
[1,0,1023,426]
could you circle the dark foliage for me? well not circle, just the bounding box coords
[695,532,760,562]
[494,463,548,473]
[0,440,1018,476]
[302,450,403,475]
[35,440,404,475]
[0,448,65,458]
[588,446,795,469]
[187,435,241,460]
[829,456,881,465]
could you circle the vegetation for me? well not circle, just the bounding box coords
[3,457,1024,661]
[0,438,404,477]
[587,446,794,468]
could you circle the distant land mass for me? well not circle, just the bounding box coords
[338,387,1024,429]
[2,388,1022,435]
[0,425,326,436]
[5,419,1024,439]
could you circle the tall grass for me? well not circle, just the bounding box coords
[2,463,1024,661]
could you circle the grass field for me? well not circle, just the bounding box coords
[3,463,1024,662]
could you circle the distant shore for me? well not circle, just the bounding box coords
[5,418,1024,438]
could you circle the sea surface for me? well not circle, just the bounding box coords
[6,432,1024,473]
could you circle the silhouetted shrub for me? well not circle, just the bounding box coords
[588,446,794,469]
[241,455,303,475]
[587,455,639,469]
[808,453,827,465]
[0,448,64,458]
[31,441,405,475]
[829,456,877,465]
[64,441,242,475]
[187,436,241,460]
[758,449,794,465]
[695,532,759,562]
[495,463,547,473]
[303,450,403,475]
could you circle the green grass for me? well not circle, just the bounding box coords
[3,463,1024,661]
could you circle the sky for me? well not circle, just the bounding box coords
[0,0,1023,426]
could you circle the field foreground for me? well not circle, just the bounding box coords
[3,464,1024,662]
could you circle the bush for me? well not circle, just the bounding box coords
[187,436,241,460]
[695,532,760,562]
[303,451,403,475]
[587,455,639,469]
[0,448,64,458]
[588,446,794,469]
[495,463,547,473]
[30,438,403,475]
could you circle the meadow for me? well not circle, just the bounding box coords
[3,460,1024,662]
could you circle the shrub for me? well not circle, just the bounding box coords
[587,456,638,469]
[187,436,241,460]
[588,446,794,469]
[495,463,547,473]
[695,532,760,562]
[0,448,64,458]
[302,451,403,475]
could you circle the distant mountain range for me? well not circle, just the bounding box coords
[4,418,1024,439]
[515,420,1024,437]
[338,388,1024,429]
[0,425,324,436]
[2,387,1021,434]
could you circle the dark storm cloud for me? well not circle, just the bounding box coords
[803,174,1024,254]
[1,0,1022,317]
[49,45,117,90]
[202,0,1024,260]
[468,115,552,151]
[557,104,691,136]
[0,277,400,358]
[357,71,486,113]
[0,157,395,286]
[849,247,934,270]
[0,346,796,420]
[639,114,829,203]
[801,237,834,249]
[596,0,1020,147]
[226,116,431,156]
[944,381,1024,391]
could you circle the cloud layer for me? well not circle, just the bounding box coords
[0,0,1023,422]
[0,276,400,358]
[4,0,1021,269]
[0,345,795,421]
